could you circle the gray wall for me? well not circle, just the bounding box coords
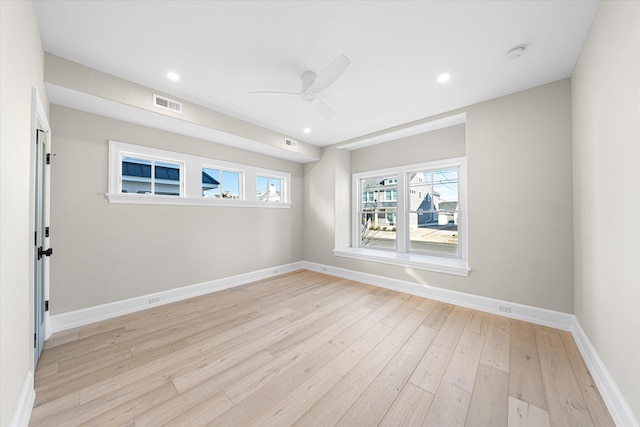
[572,1,640,420]
[351,124,466,173]
[49,105,304,314]
[0,2,48,425]
[305,79,574,314]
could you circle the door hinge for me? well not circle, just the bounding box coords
[45,227,50,238]
[35,231,37,246]
[46,153,51,165]
[45,300,49,312]
[34,333,37,348]
[37,247,53,260]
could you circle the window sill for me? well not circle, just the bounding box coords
[333,247,470,277]
[106,193,291,208]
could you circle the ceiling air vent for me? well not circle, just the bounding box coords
[153,94,182,113]
[285,138,298,148]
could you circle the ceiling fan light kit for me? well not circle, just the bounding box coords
[249,54,351,121]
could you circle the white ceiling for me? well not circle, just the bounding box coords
[33,1,599,147]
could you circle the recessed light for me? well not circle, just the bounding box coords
[437,73,450,84]
[303,128,311,134]
[167,71,180,81]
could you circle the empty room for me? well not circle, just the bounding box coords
[1,1,638,426]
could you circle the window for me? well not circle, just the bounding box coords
[408,167,459,256]
[107,140,290,207]
[359,175,397,249]
[336,157,468,276]
[202,167,242,199]
[256,176,283,202]
[121,157,182,196]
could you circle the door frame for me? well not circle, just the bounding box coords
[30,88,51,370]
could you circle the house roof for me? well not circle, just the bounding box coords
[438,201,459,212]
[122,160,219,185]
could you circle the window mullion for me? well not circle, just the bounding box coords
[150,159,155,195]
[397,171,407,253]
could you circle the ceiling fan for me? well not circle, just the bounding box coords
[248,54,351,121]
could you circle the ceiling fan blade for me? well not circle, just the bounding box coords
[311,98,335,121]
[247,90,302,95]
[307,54,351,94]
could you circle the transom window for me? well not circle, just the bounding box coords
[122,157,182,196]
[256,176,283,202]
[107,140,290,207]
[202,167,242,199]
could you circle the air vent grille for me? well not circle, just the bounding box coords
[153,94,182,113]
[285,138,297,148]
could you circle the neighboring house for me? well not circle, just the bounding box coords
[362,178,398,226]
[361,173,458,229]
[256,184,281,202]
[122,160,219,196]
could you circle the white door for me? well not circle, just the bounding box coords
[34,124,50,366]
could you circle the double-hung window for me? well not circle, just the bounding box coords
[338,157,469,276]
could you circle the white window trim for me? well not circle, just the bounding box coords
[336,157,469,276]
[107,140,291,208]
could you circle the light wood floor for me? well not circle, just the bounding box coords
[31,270,614,426]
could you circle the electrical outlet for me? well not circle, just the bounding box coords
[149,296,160,304]
[498,305,512,313]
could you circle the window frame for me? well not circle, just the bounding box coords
[120,155,185,197]
[201,164,244,200]
[107,140,291,208]
[256,174,286,202]
[336,157,469,276]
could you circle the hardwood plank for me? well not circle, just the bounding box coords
[211,342,343,426]
[441,320,485,393]
[336,325,437,426]
[248,369,343,427]
[378,382,434,426]
[410,306,473,393]
[535,327,594,426]
[508,319,548,411]
[77,382,178,427]
[480,314,510,372]
[508,396,551,427]
[134,368,233,426]
[224,305,370,404]
[384,304,433,348]
[326,322,391,377]
[465,363,509,427]
[293,341,400,427]
[422,301,455,330]
[159,391,234,427]
[466,309,489,336]
[328,292,409,350]
[559,331,616,427]
[422,381,472,427]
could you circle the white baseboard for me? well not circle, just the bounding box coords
[302,261,574,330]
[10,371,35,427]
[572,318,639,427]
[49,261,305,333]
